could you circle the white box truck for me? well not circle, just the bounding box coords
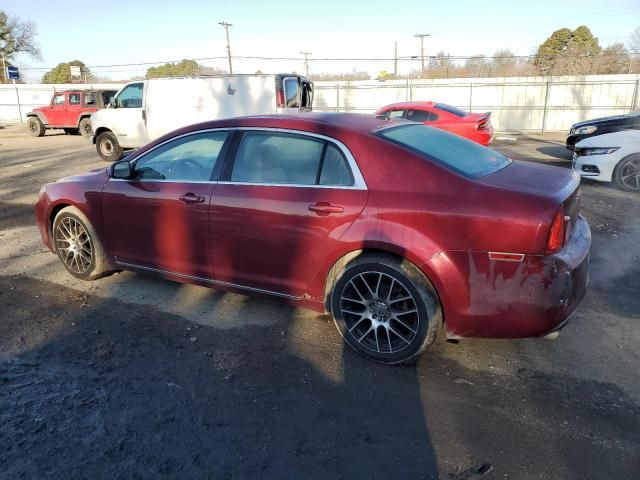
[90,74,313,161]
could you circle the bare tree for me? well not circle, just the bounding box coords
[0,10,41,82]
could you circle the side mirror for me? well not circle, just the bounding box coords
[111,160,131,179]
[109,97,117,108]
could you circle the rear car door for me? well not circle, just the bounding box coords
[113,82,149,147]
[101,130,232,278]
[210,129,368,297]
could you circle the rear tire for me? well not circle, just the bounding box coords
[27,117,45,137]
[79,117,93,138]
[52,206,114,281]
[613,154,640,192]
[329,254,442,365]
[96,131,123,162]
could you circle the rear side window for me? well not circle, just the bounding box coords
[407,110,436,122]
[377,124,510,179]
[320,144,353,186]
[232,132,323,184]
[230,132,355,187]
[68,93,81,105]
[84,93,96,106]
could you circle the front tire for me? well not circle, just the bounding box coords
[96,131,123,162]
[27,117,45,137]
[613,154,640,192]
[52,206,114,280]
[79,117,93,138]
[329,254,442,365]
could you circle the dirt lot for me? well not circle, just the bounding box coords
[1,124,639,479]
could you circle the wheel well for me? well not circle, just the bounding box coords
[77,115,91,126]
[323,247,445,329]
[93,127,111,144]
[49,204,71,251]
[323,248,405,311]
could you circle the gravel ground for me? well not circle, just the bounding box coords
[1,124,639,479]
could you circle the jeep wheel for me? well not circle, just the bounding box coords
[27,117,45,137]
[96,131,123,162]
[79,118,93,138]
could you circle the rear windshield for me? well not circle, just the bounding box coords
[434,103,467,117]
[376,124,510,179]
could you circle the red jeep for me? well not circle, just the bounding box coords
[26,89,117,138]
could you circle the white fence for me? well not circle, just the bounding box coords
[2,74,639,132]
[0,83,125,124]
[313,74,640,132]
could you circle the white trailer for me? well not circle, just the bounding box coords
[90,74,313,161]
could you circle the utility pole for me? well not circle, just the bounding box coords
[394,41,398,77]
[219,21,233,74]
[300,51,311,77]
[414,33,430,78]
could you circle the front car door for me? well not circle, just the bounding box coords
[210,129,368,297]
[65,92,83,126]
[113,82,149,148]
[101,130,232,279]
[46,93,66,125]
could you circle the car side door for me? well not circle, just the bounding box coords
[209,129,368,297]
[65,92,83,126]
[113,82,149,148]
[101,130,233,279]
[46,93,66,125]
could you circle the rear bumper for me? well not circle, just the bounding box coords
[425,216,591,338]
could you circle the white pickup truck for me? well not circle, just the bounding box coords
[90,74,313,161]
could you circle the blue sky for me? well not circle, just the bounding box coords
[5,0,639,81]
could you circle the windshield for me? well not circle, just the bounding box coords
[376,124,510,179]
[434,103,468,117]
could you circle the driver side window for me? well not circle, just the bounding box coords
[133,131,230,182]
[117,83,143,108]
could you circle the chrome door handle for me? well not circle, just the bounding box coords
[179,193,205,204]
[309,202,344,215]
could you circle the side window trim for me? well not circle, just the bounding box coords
[219,127,366,190]
[113,128,235,183]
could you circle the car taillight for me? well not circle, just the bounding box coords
[546,207,565,253]
[276,90,285,108]
[478,119,490,130]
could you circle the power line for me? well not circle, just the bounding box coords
[18,51,640,71]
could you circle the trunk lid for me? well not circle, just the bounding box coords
[479,160,581,242]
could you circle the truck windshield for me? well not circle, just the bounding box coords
[376,124,510,179]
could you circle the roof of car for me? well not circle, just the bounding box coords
[186,112,405,135]
[378,101,437,111]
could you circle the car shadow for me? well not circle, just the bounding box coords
[536,146,573,161]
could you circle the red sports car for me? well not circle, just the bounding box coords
[35,113,590,364]
[376,102,494,146]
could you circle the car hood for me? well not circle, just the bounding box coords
[56,168,109,184]
[576,130,640,148]
[478,160,579,203]
[571,112,638,129]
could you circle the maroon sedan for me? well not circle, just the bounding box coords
[35,113,590,364]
